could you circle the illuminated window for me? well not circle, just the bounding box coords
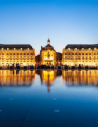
[82,48,84,51]
[2,48,4,51]
[14,48,15,50]
[94,48,96,50]
[89,48,91,51]
[27,48,29,51]
[7,48,9,50]
[21,48,22,51]
[68,48,70,51]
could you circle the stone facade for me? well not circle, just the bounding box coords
[0,44,35,69]
[40,39,56,66]
[62,44,98,68]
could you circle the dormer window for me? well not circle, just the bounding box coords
[7,48,9,51]
[89,48,91,51]
[94,48,96,50]
[14,48,15,50]
[68,48,70,51]
[21,48,22,51]
[82,48,84,51]
[75,48,77,51]
[27,48,29,51]
[2,48,4,51]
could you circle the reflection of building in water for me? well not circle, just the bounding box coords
[62,70,98,86]
[36,70,62,91]
[40,71,56,91]
[0,70,35,86]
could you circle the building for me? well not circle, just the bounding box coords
[0,44,35,69]
[35,39,62,67]
[40,39,57,66]
[35,55,40,66]
[56,52,62,66]
[62,44,98,68]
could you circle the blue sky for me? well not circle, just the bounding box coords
[0,0,98,55]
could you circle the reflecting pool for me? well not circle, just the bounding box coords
[0,70,98,127]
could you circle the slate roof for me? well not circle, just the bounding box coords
[65,44,98,49]
[0,44,33,49]
[45,44,54,48]
[41,44,56,51]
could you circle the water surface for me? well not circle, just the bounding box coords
[0,70,98,127]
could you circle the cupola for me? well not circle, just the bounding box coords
[47,38,50,45]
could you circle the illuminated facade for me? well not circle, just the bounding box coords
[62,44,98,67]
[0,44,35,69]
[40,39,56,66]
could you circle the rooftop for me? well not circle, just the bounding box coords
[0,44,33,49]
[65,44,98,49]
